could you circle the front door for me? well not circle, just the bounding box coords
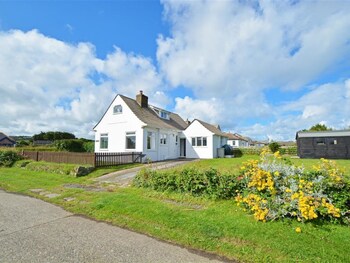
[180,138,186,157]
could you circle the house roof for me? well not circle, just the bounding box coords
[296,130,350,138]
[194,119,228,137]
[120,95,189,131]
[0,132,15,143]
[224,133,241,140]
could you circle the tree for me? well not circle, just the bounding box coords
[309,124,332,131]
[33,131,76,141]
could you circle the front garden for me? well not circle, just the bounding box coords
[1,150,350,262]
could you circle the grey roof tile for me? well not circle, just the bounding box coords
[120,95,188,131]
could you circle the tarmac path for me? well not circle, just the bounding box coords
[0,189,229,263]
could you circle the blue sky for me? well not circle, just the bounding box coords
[0,0,350,140]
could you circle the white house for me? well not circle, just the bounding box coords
[225,133,249,148]
[93,91,228,161]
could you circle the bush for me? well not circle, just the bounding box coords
[55,139,85,152]
[24,161,93,176]
[268,142,280,153]
[0,151,22,167]
[236,151,350,224]
[133,167,242,199]
[279,146,297,155]
[83,141,94,152]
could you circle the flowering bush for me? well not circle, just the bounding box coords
[235,148,350,224]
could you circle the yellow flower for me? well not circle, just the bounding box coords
[295,227,302,233]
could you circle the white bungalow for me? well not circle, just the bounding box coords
[93,91,228,161]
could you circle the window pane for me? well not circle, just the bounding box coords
[147,132,154,149]
[192,138,196,146]
[113,105,122,114]
[203,137,207,146]
[100,134,108,149]
[126,132,136,149]
[197,137,202,146]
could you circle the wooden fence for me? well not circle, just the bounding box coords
[21,151,143,167]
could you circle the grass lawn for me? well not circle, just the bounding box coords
[1,157,350,262]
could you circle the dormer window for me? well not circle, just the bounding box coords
[160,111,169,119]
[113,105,122,114]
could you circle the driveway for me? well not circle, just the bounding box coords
[95,159,198,185]
[0,190,228,263]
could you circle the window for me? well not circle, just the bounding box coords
[147,131,155,150]
[191,137,207,147]
[126,132,136,149]
[100,133,108,149]
[113,105,122,114]
[160,111,169,119]
[329,139,337,145]
[203,137,207,146]
[316,138,326,145]
[160,134,167,145]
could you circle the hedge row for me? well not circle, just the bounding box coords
[232,146,297,156]
[133,167,242,199]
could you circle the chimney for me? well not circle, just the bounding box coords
[136,90,148,108]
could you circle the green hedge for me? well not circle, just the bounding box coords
[232,147,297,156]
[133,167,243,199]
[0,151,22,167]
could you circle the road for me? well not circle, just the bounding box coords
[0,190,228,263]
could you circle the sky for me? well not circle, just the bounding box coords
[0,0,350,141]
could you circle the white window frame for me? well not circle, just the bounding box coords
[191,137,207,147]
[113,105,122,114]
[147,131,155,150]
[160,133,167,145]
[125,132,136,150]
[100,133,108,150]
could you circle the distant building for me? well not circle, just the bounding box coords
[296,130,350,159]
[0,132,16,147]
[225,133,249,148]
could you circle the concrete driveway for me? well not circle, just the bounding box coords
[95,159,198,185]
[0,190,228,263]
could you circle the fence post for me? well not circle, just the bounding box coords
[94,153,96,167]
[36,151,39,162]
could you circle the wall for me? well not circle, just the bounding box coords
[183,120,214,159]
[94,95,145,153]
[298,136,350,159]
[142,128,180,162]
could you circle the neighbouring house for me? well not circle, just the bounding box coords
[296,130,350,159]
[225,133,249,148]
[250,140,268,147]
[93,91,228,161]
[0,132,16,147]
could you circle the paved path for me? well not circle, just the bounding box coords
[95,159,198,185]
[0,190,228,263]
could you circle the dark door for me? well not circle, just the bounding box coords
[180,138,186,157]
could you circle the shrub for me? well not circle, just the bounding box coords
[236,151,350,224]
[83,141,94,152]
[133,167,241,199]
[0,151,22,167]
[268,142,280,153]
[55,139,85,152]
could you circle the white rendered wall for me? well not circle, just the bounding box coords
[94,95,145,153]
[183,120,214,159]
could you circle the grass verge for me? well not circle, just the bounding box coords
[0,158,350,262]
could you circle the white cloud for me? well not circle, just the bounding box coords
[0,29,163,138]
[158,0,350,139]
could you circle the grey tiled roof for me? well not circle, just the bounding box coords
[195,119,228,137]
[120,95,188,131]
[0,132,15,143]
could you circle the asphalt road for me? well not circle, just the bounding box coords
[0,190,227,263]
